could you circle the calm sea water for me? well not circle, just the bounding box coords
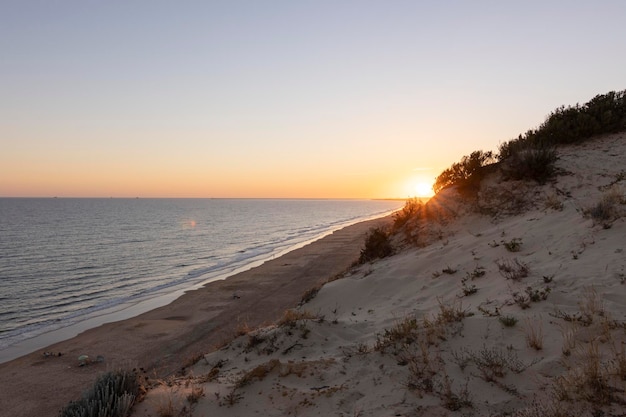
[0,198,402,358]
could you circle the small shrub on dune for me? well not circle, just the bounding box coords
[359,227,393,263]
[501,146,557,184]
[59,369,140,417]
[503,238,523,252]
[496,257,529,281]
[393,197,423,229]
[499,315,518,327]
[433,150,496,195]
[585,187,625,227]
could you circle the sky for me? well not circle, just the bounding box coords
[1,1,625,199]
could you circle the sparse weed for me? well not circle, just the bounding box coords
[554,341,623,405]
[524,318,544,350]
[466,265,486,279]
[453,345,530,382]
[235,319,253,336]
[512,399,575,417]
[499,315,518,327]
[579,287,605,322]
[300,286,320,305]
[560,325,576,357]
[461,281,478,296]
[496,257,529,281]
[244,333,266,352]
[477,303,500,317]
[186,385,204,404]
[435,297,471,324]
[403,343,436,395]
[544,194,564,211]
[442,266,457,274]
[585,186,625,228]
[235,359,281,389]
[221,390,243,407]
[375,315,419,353]
[504,238,523,252]
[155,396,176,417]
[438,373,473,411]
[277,309,317,328]
[460,274,478,296]
[525,286,551,302]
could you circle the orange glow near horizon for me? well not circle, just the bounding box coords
[414,182,435,198]
[0,152,447,199]
[396,173,437,199]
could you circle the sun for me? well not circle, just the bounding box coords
[414,182,434,198]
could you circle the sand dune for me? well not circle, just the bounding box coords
[133,133,626,416]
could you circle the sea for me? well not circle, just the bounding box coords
[0,198,403,362]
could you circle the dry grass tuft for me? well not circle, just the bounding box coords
[585,186,625,227]
[186,385,204,404]
[235,319,253,336]
[544,194,564,211]
[560,324,577,357]
[375,315,419,353]
[299,285,321,305]
[524,318,544,350]
[496,257,530,280]
[579,286,605,323]
[277,309,317,328]
[235,359,281,389]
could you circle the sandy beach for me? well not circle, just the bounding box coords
[0,216,390,417]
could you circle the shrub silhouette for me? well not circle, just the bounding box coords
[359,227,393,263]
[433,150,495,194]
[393,198,423,229]
[502,146,557,184]
[434,90,626,195]
[499,90,626,161]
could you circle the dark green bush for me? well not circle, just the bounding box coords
[359,227,393,263]
[433,150,495,194]
[393,197,423,229]
[59,370,139,417]
[434,90,626,197]
[502,146,557,184]
[499,90,626,161]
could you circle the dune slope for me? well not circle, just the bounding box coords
[134,133,626,417]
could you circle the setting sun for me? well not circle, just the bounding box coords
[414,182,435,198]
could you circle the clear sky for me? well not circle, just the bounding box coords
[1,1,625,198]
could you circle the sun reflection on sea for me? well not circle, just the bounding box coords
[182,219,197,229]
